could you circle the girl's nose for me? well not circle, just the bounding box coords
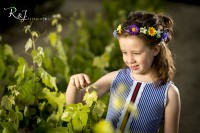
[128,54,136,63]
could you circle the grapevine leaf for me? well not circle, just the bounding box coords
[25,38,32,52]
[1,95,13,110]
[47,112,60,124]
[92,100,106,121]
[46,127,70,133]
[38,68,58,91]
[17,80,36,105]
[83,91,97,107]
[41,88,65,114]
[14,57,27,83]
[92,53,109,69]
[3,44,14,57]
[31,47,44,67]
[72,114,83,132]
[31,31,39,38]
[57,24,62,33]
[48,32,57,47]
[0,57,6,79]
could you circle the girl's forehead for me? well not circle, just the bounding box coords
[119,36,146,44]
[118,36,147,49]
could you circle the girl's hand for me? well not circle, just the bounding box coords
[69,73,91,89]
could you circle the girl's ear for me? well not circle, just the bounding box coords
[152,45,161,56]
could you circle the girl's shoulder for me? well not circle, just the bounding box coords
[168,83,180,100]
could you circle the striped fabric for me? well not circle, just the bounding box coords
[106,68,171,133]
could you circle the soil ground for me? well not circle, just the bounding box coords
[1,1,200,133]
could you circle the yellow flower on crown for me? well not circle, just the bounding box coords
[148,27,157,36]
[117,24,122,34]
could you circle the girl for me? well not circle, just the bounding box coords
[65,11,181,133]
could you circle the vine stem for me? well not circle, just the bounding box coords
[0,122,5,128]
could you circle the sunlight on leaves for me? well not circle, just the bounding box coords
[93,120,114,133]
[83,91,97,107]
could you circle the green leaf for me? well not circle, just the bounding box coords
[38,68,58,91]
[48,32,57,47]
[31,47,44,67]
[3,44,14,57]
[83,91,97,107]
[46,127,70,133]
[57,24,62,33]
[2,128,16,133]
[17,80,36,105]
[72,114,84,132]
[93,53,109,69]
[92,100,106,121]
[41,88,65,114]
[56,40,67,63]
[1,95,13,110]
[25,38,32,52]
[0,57,6,79]
[31,31,39,38]
[79,112,88,126]
[14,57,27,83]
[47,112,60,125]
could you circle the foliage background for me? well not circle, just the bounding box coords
[1,0,200,132]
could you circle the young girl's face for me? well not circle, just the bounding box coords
[119,36,158,76]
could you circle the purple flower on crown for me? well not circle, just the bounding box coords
[113,30,118,38]
[128,24,139,35]
[161,31,168,41]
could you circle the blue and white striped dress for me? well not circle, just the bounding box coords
[106,68,171,133]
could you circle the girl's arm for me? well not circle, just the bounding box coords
[164,84,181,133]
[65,71,117,105]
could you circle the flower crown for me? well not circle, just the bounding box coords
[113,24,168,41]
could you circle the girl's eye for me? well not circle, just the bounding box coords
[134,53,141,55]
[122,52,127,55]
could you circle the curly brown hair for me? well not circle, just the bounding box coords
[119,11,176,84]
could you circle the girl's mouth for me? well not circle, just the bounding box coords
[131,65,139,70]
